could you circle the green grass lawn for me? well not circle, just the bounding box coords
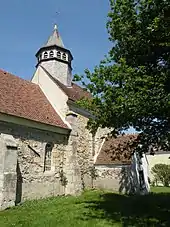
[151,186,170,193]
[1,187,170,227]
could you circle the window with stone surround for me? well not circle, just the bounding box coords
[49,51,54,58]
[57,51,61,59]
[44,52,48,59]
[44,142,54,171]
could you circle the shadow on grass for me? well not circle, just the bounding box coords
[80,192,170,227]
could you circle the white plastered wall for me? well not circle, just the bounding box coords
[32,66,69,123]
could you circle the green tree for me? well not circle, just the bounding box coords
[74,0,170,152]
[152,164,170,186]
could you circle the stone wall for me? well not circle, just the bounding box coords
[94,166,122,191]
[94,165,137,194]
[0,112,110,208]
[74,114,94,189]
[0,112,133,209]
[0,121,69,204]
[0,134,18,210]
[66,110,111,190]
[41,60,72,87]
[65,113,93,191]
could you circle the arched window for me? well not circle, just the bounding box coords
[44,52,48,59]
[57,51,61,59]
[62,53,67,61]
[44,142,54,171]
[49,51,54,58]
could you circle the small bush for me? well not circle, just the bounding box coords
[151,164,170,187]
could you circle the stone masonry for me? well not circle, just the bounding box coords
[0,121,71,204]
[0,114,108,207]
[0,110,131,210]
[0,134,18,210]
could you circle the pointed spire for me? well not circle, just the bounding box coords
[44,24,64,48]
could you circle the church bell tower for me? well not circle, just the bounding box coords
[35,25,73,86]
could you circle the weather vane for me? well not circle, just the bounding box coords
[55,11,60,22]
[53,11,60,32]
[56,11,60,16]
[52,11,60,26]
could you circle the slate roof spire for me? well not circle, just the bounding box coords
[44,24,64,48]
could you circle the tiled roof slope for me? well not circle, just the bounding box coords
[0,69,68,129]
[58,81,91,102]
[95,134,138,165]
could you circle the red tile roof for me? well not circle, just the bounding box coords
[95,134,138,165]
[0,69,68,129]
[58,82,91,102]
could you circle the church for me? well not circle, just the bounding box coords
[0,25,150,210]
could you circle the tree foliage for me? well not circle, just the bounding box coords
[152,164,170,186]
[74,0,170,152]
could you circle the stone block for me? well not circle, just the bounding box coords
[0,134,18,210]
[4,149,17,172]
[0,173,17,210]
[21,180,62,201]
[1,134,17,148]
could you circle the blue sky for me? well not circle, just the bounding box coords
[0,0,111,80]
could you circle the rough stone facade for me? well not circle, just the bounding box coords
[41,60,72,87]
[66,112,94,190]
[94,165,133,193]
[0,121,71,206]
[0,105,117,210]
[66,108,128,193]
[65,109,111,191]
[0,114,111,209]
[0,107,134,211]
[0,114,149,210]
[0,134,18,210]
